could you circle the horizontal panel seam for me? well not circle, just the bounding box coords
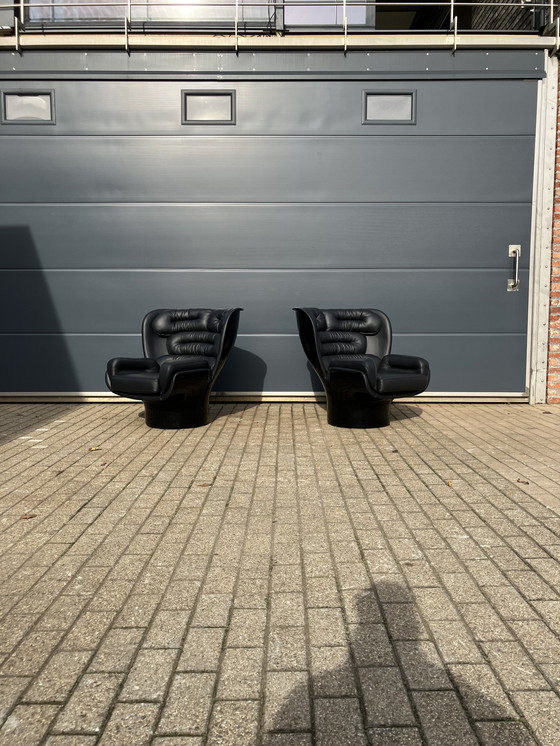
[0,200,531,206]
[0,332,529,337]
[0,268,532,273]
[0,134,537,140]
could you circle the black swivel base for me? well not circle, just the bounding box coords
[326,394,392,429]
[143,393,210,429]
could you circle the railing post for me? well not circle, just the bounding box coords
[234,0,239,54]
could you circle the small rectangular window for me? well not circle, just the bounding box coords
[1,91,55,124]
[363,92,416,124]
[182,91,236,125]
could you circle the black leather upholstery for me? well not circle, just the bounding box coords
[294,308,430,428]
[106,308,241,429]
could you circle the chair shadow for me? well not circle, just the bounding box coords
[262,579,533,745]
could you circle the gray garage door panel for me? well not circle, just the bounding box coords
[0,136,534,203]
[0,79,537,137]
[0,269,529,336]
[0,204,531,270]
[0,333,526,394]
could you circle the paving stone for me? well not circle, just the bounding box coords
[261,734,312,746]
[120,648,178,702]
[0,676,31,718]
[382,603,429,641]
[60,611,116,650]
[368,728,423,746]
[97,702,160,745]
[475,721,538,746]
[359,667,415,726]
[157,673,215,735]
[216,647,263,700]
[1,630,64,676]
[152,739,203,745]
[267,627,307,671]
[464,560,508,586]
[531,600,560,635]
[310,646,356,696]
[306,576,341,608]
[349,624,395,666]
[506,571,559,602]
[52,673,123,734]
[227,608,267,647]
[412,589,460,621]
[510,619,560,663]
[270,594,305,627]
[88,628,144,672]
[395,641,451,690]
[447,663,516,719]
[264,671,310,731]
[0,704,59,746]
[459,603,515,641]
[307,608,346,647]
[177,628,226,672]
[23,651,91,703]
[44,737,98,745]
[412,691,478,746]
[342,590,382,624]
[35,595,89,631]
[439,573,485,604]
[511,690,560,746]
[206,700,259,746]
[482,641,549,690]
[314,697,367,746]
[143,610,191,649]
[428,621,483,664]
[483,586,538,621]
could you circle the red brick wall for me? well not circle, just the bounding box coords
[549,81,560,403]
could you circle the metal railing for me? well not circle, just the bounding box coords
[0,0,557,36]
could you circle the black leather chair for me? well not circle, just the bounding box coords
[106,308,242,429]
[294,307,430,428]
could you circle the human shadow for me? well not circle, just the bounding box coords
[263,579,536,746]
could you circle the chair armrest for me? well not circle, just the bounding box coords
[328,355,380,382]
[106,357,159,377]
[158,357,212,393]
[382,354,430,376]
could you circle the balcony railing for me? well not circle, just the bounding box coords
[0,0,557,36]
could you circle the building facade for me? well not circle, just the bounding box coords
[0,1,558,402]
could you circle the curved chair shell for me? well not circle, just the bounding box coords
[294,307,429,428]
[106,308,242,429]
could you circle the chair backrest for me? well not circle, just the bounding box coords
[295,307,392,378]
[141,308,241,377]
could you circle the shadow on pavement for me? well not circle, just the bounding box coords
[263,579,535,746]
[0,403,81,448]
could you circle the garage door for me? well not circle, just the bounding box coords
[0,62,539,395]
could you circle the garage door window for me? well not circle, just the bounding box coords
[182,91,236,124]
[1,92,55,124]
[363,92,416,124]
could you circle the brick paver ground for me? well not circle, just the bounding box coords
[0,401,559,745]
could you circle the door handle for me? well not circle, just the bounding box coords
[507,245,521,292]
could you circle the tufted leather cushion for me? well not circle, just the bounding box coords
[317,309,383,335]
[149,309,223,365]
[318,331,366,357]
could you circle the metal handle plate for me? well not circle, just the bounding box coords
[507,245,521,292]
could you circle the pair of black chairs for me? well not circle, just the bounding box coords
[106,307,430,429]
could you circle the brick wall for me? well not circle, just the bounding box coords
[549,80,560,403]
